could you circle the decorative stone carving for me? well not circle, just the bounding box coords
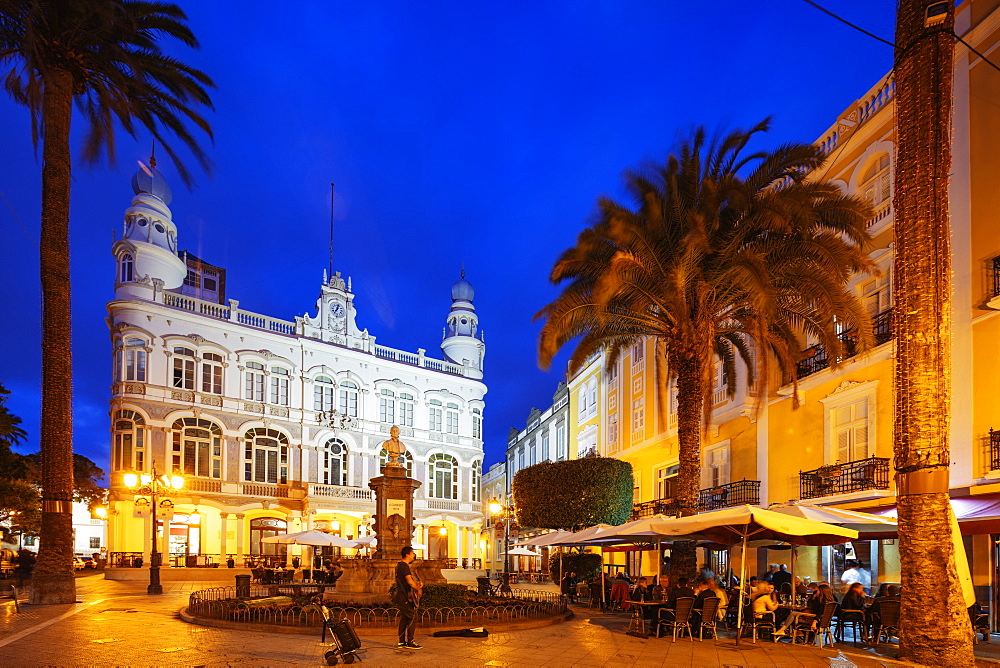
[244,402,265,413]
[184,334,207,343]
[171,390,194,402]
[257,349,277,359]
[200,394,222,407]
[124,383,145,395]
[825,380,868,398]
[269,406,289,418]
[739,408,757,424]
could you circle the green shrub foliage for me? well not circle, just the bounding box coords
[549,552,603,580]
[512,458,633,529]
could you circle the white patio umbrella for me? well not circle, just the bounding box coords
[645,505,858,644]
[261,530,357,548]
[516,530,575,547]
[768,502,898,536]
[354,537,427,551]
[503,547,542,556]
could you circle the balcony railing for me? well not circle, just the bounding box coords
[631,480,761,519]
[799,456,890,499]
[990,428,1000,472]
[698,480,761,511]
[795,308,893,380]
[307,484,374,502]
[993,257,1000,298]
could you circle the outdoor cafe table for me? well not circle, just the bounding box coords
[623,600,660,637]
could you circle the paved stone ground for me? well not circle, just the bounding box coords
[0,573,992,667]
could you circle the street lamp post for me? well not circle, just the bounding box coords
[123,464,184,595]
[488,499,511,586]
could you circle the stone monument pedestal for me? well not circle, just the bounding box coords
[331,463,446,601]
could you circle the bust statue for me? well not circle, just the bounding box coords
[381,425,407,467]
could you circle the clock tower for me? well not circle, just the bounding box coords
[299,269,365,347]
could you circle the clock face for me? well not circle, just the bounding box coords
[331,302,345,318]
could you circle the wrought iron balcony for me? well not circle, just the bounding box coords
[698,480,761,511]
[631,480,761,519]
[799,456,890,499]
[990,428,1000,472]
[795,308,893,380]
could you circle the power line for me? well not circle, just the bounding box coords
[955,33,1000,75]
[800,0,895,48]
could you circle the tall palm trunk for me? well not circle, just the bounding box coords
[893,1,972,663]
[672,355,703,582]
[30,68,76,605]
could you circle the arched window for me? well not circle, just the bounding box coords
[379,448,413,476]
[471,460,481,502]
[244,361,265,401]
[323,438,348,486]
[120,253,134,283]
[202,352,223,394]
[116,337,147,383]
[244,427,289,484]
[399,393,415,427]
[172,347,196,390]
[171,417,222,478]
[270,367,289,405]
[445,403,459,434]
[471,407,482,439]
[860,154,891,208]
[314,375,335,412]
[588,380,597,412]
[339,381,358,417]
[379,389,395,423]
[113,409,145,471]
[578,388,588,418]
[428,453,458,500]
[250,517,287,556]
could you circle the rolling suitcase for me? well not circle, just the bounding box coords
[319,603,362,664]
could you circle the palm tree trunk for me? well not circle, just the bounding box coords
[893,1,972,663]
[672,355,703,582]
[30,68,77,605]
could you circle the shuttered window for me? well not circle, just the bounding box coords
[833,399,869,462]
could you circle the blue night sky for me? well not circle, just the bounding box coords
[0,1,896,475]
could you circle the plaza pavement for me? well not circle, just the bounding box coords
[0,572,995,667]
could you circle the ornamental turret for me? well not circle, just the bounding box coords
[440,270,485,379]
[111,156,186,300]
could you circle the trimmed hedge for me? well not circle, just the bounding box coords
[512,457,633,529]
[550,552,603,581]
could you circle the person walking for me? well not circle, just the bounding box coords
[394,546,423,650]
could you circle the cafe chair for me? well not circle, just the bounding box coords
[872,600,900,644]
[747,609,776,643]
[793,602,837,648]
[657,597,695,641]
[697,597,720,640]
[835,607,867,644]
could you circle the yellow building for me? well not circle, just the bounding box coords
[568,352,604,459]
[584,0,1000,615]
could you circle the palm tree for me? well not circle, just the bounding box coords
[0,0,213,604]
[892,1,973,663]
[537,120,875,580]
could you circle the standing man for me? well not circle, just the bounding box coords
[395,546,423,650]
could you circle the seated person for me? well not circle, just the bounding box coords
[840,581,869,637]
[630,577,656,620]
[794,576,809,596]
[751,582,781,625]
[690,578,718,629]
[706,579,729,621]
[660,576,695,622]
[873,583,890,598]
[773,583,837,637]
[651,575,671,602]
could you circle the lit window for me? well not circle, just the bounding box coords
[833,399,870,462]
[379,389,395,423]
[471,460,481,502]
[860,154,891,208]
[183,269,199,288]
[632,399,644,438]
[446,403,459,434]
[656,465,678,500]
[120,254,134,283]
[702,442,730,489]
[429,399,443,432]
[113,409,145,472]
[472,407,482,439]
[399,393,415,427]
[588,380,597,414]
[117,338,147,383]
[202,352,223,394]
[314,376,335,412]
[339,381,358,417]
[528,438,536,465]
[859,271,892,316]
[172,347,196,390]
[244,427,289,484]
[171,417,222,478]
[608,413,618,448]
[244,361,265,402]
[540,432,550,460]
[518,447,525,470]
[322,438,348,486]
[555,424,567,460]
[428,453,458,499]
[270,367,289,405]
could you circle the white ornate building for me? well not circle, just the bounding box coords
[106,160,487,572]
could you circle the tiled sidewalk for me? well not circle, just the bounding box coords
[0,574,986,666]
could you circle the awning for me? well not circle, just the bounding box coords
[868,493,1000,535]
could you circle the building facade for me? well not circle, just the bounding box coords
[106,163,487,571]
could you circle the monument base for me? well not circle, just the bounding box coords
[333,558,449,600]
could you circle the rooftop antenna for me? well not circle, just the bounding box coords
[328,183,335,281]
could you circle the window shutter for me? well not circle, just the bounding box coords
[837,429,852,463]
[267,450,278,484]
[854,423,870,460]
[254,449,266,482]
[880,172,891,204]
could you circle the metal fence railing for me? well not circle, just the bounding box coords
[799,456,891,499]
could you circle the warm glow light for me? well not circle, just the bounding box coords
[188,510,201,523]
[170,476,184,490]
[123,473,138,488]
[95,507,108,519]
[332,520,341,531]
[140,474,152,486]
[438,526,448,536]
[489,499,502,515]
